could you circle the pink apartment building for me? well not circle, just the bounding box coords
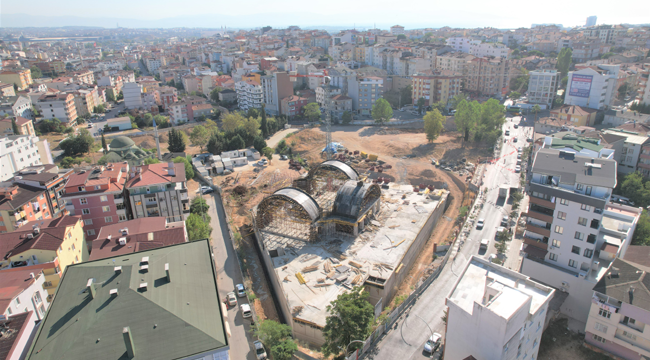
[62,163,128,246]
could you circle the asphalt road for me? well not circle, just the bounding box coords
[364,115,533,360]
[204,191,257,360]
[88,102,125,137]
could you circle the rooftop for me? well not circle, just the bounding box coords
[0,312,34,360]
[532,148,617,188]
[448,256,554,319]
[25,239,228,360]
[593,258,650,311]
[547,132,604,152]
[0,215,81,261]
[124,162,185,188]
[261,184,447,327]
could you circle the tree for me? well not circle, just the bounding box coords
[106,91,115,102]
[417,97,426,115]
[207,132,225,154]
[173,156,195,180]
[633,211,650,245]
[117,91,123,100]
[60,156,77,168]
[167,128,186,152]
[262,147,274,159]
[260,107,269,137]
[186,213,212,240]
[190,125,210,152]
[209,87,222,103]
[101,133,108,153]
[30,66,42,79]
[221,113,244,132]
[253,136,267,152]
[454,100,478,142]
[94,104,105,113]
[303,103,321,122]
[242,117,261,139]
[618,83,629,100]
[59,129,95,157]
[531,104,541,122]
[556,48,573,79]
[11,118,19,135]
[144,158,160,165]
[322,287,374,357]
[190,196,210,215]
[621,172,647,205]
[271,339,298,360]
[396,34,407,40]
[254,320,297,359]
[400,85,412,107]
[449,94,465,109]
[372,98,393,124]
[509,91,521,100]
[228,134,245,150]
[342,111,352,124]
[423,109,444,142]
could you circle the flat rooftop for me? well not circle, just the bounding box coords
[261,184,447,327]
[449,257,554,320]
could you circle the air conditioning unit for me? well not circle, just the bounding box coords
[27,233,34,239]
[118,237,127,246]
[121,228,129,235]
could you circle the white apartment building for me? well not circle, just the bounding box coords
[521,148,641,323]
[527,70,559,107]
[445,256,554,360]
[235,79,263,111]
[390,25,405,36]
[564,65,620,110]
[145,58,162,73]
[603,129,649,175]
[37,93,78,124]
[122,82,143,110]
[470,43,511,58]
[0,268,49,321]
[0,135,48,181]
[446,37,480,53]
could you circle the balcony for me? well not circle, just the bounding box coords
[525,222,552,237]
[114,197,124,204]
[523,236,549,250]
[525,209,554,223]
[529,195,556,210]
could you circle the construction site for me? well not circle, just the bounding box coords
[251,159,449,346]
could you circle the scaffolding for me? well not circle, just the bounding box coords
[256,188,319,242]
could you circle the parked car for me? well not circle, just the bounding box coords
[236,284,246,297]
[480,238,489,251]
[515,165,521,173]
[423,333,442,353]
[513,137,518,143]
[226,292,237,307]
[201,186,214,195]
[505,130,510,136]
[399,108,405,112]
[501,216,509,226]
[518,147,523,152]
[280,155,288,160]
[241,304,252,318]
[513,124,519,129]
[476,218,485,230]
[253,341,267,360]
[87,124,93,128]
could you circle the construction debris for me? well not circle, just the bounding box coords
[349,260,363,269]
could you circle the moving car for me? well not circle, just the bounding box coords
[423,333,442,354]
[480,238,489,251]
[87,124,93,128]
[201,186,214,195]
[241,304,252,318]
[236,284,246,297]
[476,218,485,230]
[254,341,267,360]
[226,292,237,307]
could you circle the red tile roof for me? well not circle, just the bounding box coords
[551,105,597,116]
[0,267,47,313]
[0,215,82,259]
[124,163,185,188]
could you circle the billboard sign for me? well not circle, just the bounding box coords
[568,74,593,98]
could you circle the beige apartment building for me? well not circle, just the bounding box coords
[465,57,511,96]
[435,52,475,75]
[0,68,33,91]
[411,70,462,106]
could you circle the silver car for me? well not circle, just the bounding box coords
[424,332,442,353]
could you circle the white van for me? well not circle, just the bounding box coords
[240,304,252,318]
[480,238,489,250]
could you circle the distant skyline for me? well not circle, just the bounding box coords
[1,0,649,29]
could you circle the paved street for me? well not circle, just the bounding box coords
[89,102,125,137]
[364,115,533,360]
[202,191,257,360]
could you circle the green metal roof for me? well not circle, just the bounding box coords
[549,133,603,152]
[26,239,228,360]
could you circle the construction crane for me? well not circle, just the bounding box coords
[289,70,334,160]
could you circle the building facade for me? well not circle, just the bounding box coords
[564,65,620,110]
[465,57,510,96]
[348,76,383,115]
[411,71,462,106]
[527,70,559,107]
[235,79,263,111]
[125,163,189,222]
[37,93,78,124]
[0,135,46,181]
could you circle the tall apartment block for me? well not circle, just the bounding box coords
[465,57,510,97]
[125,163,189,222]
[521,148,641,322]
[445,256,554,360]
[527,70,559,108]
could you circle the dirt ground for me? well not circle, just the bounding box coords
[539,317,612,360]
[217,125,493,326]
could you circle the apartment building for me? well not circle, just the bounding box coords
[0,311,40,360]
[0,117,35,136]
[122,82,143,110]
[586,16,597,27]
[235,79,263,111]
[390,25,405,36]
[527,70,559,107]
[583,25,627,45]
[586,257,650,359]
[521,149,641,322]
[572,40,609,63]
[564,65,620,110]
[125,162,189,222]
[470,42,510,58]
[145,58,162,73]
[0,96,33,120]
[637,63,650,105]
[0,268,49,321]
[72,89,97,117]
[0,183,56,233]
[435,53,475,74]
[0,82,16,97]
[158,86,178,111]
[445,37,480,53]
[0,135,48,181]
[37,93,78,124]
[168,96,208,123]
[550,105,598,127]
[411,71,462,107]
[603,129,650,175]
[347,76,383,115]
[13,165,71,220]
[0,215,87,298]
[445,256,554,360]
[465,57,510,97]
[62,163,129,242]
[280,95,308,117]
[261,71,293,116]
[0,69,32,91]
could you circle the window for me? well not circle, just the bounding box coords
[105,216,113,223]
[119,214,127,221]
[575,231,584,240]
[560,198,569,206]
[102,206,110,212]
[552,239,561,248]
[623,331,637,341]
[95,186,101,190]
[100,195,108,202]
[584,249,593,258]
[578,217,588,226]
[6,308,11,315]
[82,209,90,215]
[587,234,597,244]
[598,308,611,319]
[15,298,20,306]
[557,211,566,220]
[78,186,85,192]
[568,259,577,268]
[577,183,584,190]
[572,246,580,254]
[71,244,76,251]
[87,229,95,236]
[84,219,93,225]
[549,253,558,261]
[581,204,591,211]
[555,225,563,234]
[38,304,45,316]
[33,291,42,305]
[593,334,606,344]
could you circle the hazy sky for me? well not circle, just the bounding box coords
[2,0,650,28]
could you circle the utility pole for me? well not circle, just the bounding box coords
[324,75,332,160]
